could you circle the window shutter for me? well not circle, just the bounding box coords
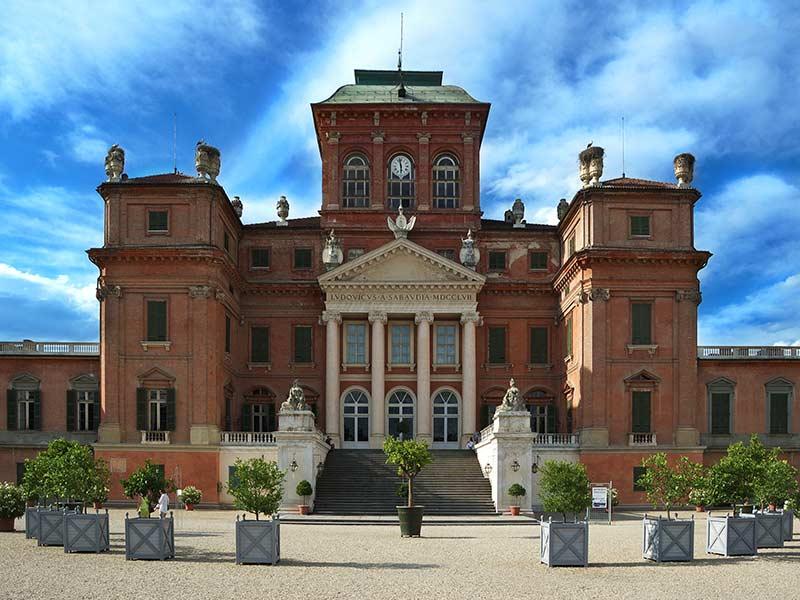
[241,403,252,432]
[147,301,167,341]
[93,390,101,428]
[6,389,16,431]
[770,393,789,434]
[632,391,651,433]
[66,390,76,431]
[136,388,147,431]
[631,303,652,345]
[31,390,41,430]
[711,392,730,434]
[530,327,548,364]
[165,388,176,431]
[546,405,557,433]
[488,327,506,363]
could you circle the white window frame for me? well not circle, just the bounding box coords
[148,389,168,431]
[16,390,35,430]
[342,154,371,208]
[343,321,369,366]
[252,403,273,433]
[77,390,95,431]
[432,154,460,209]
[389,322,414,366]
[433,322,459,367]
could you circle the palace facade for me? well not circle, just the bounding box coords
[2,69,799,507]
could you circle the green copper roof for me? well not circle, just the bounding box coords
[354,69,442,86]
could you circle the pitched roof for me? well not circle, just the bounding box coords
[109,172,201,184]
[601,177,678,189]
[319,83,482,105]
[480,219,557,232]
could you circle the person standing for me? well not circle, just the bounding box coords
[157,490,170,517]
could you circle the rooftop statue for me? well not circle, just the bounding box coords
[276,195,289,226]
[280,379,308,412]
[104,144,125,182]
[460,228,480,270]
[387,206,416,239]
[496,378,526,414]
[322,229,343,270]
[195,139,221,182]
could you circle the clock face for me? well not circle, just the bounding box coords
[391,155,412,178]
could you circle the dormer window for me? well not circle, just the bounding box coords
[432,154,460,209]
[342,154,370,208]
[387,154,415,210]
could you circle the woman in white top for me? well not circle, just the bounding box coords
[157,491,170,516]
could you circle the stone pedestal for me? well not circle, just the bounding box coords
[490,410,535,513]
[278,410,315,432]
[275,409,328,511]
[190,424,220,445]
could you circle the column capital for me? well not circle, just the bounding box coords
[321,310,342,324]
[415,311,434,324]
[460,311,482,325]
[368,311,388,324]
[188,285,213,299]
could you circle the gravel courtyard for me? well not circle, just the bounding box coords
[2,510,799,600]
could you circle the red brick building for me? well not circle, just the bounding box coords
[2,69,799,505]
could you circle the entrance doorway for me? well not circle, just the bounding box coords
[387,389,415,440]
[342,389,370,448]
[432,389,460,448]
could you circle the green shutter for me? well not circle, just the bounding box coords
[147,300,167,342]
[165,388,176,431]
[241,403,252,432]
[31,390,41,430]
[530,327,548,364]
[294,326,312,363]
[66,390,76,431]
[632,391,651,433]
[631,303,652,345]
[546,405,557,433]
[251,327,269,363]
[136,388,147,431]
[488,327,506,363]
[711,392,730,434]
[770,393,789,434]
[565,316,573,357]
[93,390,101,428]
[7,389,16,431]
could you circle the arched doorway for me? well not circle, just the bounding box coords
[387,388,415,440]
[342,388,370,448]
[525,388,556,434]
[432,389,460,448]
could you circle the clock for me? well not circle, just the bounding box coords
[390,155,412,178]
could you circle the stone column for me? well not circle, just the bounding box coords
[322,310,342,445]
[461,311,481,445]
[369,311,387,448]
[415,312,434,443]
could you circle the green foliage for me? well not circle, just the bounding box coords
[539,460,592,521]
[383,436,433,507]
[754,458,798,508]
[396,481,409,499]
[180,485,202,505]
[88,459,110,503]
[121,460,173,515]
[507,483,527,499]
[0,482,26,519]
[226,458,285,519]
[295,480,312,502]
[638,454,703,518]
[22,438,104,506]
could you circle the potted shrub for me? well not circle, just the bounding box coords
[180,486,202,511]
[538,460,592,567]
[638,454,698,562]
[383,436,433,537]
[507,483,526,516]
[295,480,312,515]
[121,460,175,560]
[228,457,285,564]
[0,482,26,532]
[750,451,798,547]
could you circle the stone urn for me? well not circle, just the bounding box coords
[195,140,221,182]
[104,144,125,182]
[277,195,289,225]
[582,146,604,186]
[673,153,695,187]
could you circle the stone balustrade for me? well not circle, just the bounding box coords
[698,346,800,359]
[0,340,99,355]
[141,430,170,444]
[220,431,277,445]
[628,432,657,446]
[532,432,580,447]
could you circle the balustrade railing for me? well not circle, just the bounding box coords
[478,424,495,442]
[220,431,277,446]
[141,431,170,444]
[0,340,100,355]
[532,432,580,447]
[698,346,800,359]
[628,432,657,446]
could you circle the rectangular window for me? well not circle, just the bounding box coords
[565,315,573,358]
[294,248,312,269]
[252,403,276,433]
[530,405,555,434]
[16,390,35,430]
[488,251,506,271]
[488,327,507,364]
[146,300,168,342]
[77,390,97,431]
[566,235,576,259]
[632,391,651,433]
[633,466,648,492]
[630,215,651,237]
[529,327,548,364]
[345,323,367,365]
[390,324,412,365]
[435,324,457,365]
[631,302,653,345]
[147,210,169,233]
[437,249,456,261]
[770,392,789,434]
[294,325,313,364]
[225,315,231,354]
[250,327,270,363]
[251,248,270,269]
[710,392,731,434]
[148,389,168,431]
[347,248,365,261]
[529,251,548,270]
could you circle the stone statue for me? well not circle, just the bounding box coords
[280,379,308,412]
[322,229,343,271]
[276,195,289,225]
[557,198,569,221]
[104,144,125,182]
[387,206,416,239]
[195,140,221,182]
[231,196,243,218]
[496,378,526,414]
[579,146,604,187]
[460,228,480,269]
[511,198,525,227]
[673,153,695,187]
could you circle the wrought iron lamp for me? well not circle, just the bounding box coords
[483,463,493,476]
[290,459,299,472]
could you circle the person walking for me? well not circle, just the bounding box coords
[157,490,170,517]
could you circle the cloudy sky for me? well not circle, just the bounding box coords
[0,0,798,345]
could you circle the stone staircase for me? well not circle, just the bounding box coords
[313,449,496,515]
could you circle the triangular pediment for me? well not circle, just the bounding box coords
[624,370,661,384]
[319,238,485,287]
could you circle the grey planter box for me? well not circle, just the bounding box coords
[742,512,783,548]
[25,507,40,540]
[781,509,794,541]
[235,516,280,565]
[706,515,757,556]
[37,509,69,547]
[642,516,695,562]
[540,519,588,567]
[125,514,175,560]
[64,511,109,553]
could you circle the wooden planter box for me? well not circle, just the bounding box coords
[37,509,69,547]
[125,514,175,560]
[742,512,783,548]
[25,507,40,540]
[706,515,757,556]
[540,519,588,567]
[64,511,109,553]
[642,516,694,562]
[235,516,280,565]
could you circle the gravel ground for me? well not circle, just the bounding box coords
[1,509,799,600]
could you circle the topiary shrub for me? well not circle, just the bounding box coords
[0,482,26,520]
[383,436,433,507]
[295,480,312,504]
[180,486,202,506]
[121,460,173,516]
[226,458,285,520]
[508,483,527,503]
[539,460,592,522]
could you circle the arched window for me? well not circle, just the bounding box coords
[243,386,276,432]
[432,154,460,209]
[387,154,415,210]
[342,388,370,446]
[342,154,370,208]
[387,389,415,439]
[525,388,555,434]
[433,389,460,446]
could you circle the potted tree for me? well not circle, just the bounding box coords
[228,457,285,564]
[507,483,526,516]
[538,460,592,567]
[383,436,433,537]
[638,454,698,562]
[0,482,26,532]
[88,459,110,510]
[121,460,175,560]
[295,480,312,515]
[180,486,202,511]
[751,452,798,547]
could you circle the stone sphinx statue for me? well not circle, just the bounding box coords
[195,139,221,182]
[496,378,526,414]
[104,144,125,182]
[280,379,308,412]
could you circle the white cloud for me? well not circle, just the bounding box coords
[0,262,96,317]
[67,124,108,164]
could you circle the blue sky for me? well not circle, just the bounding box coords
[0,0,798,345]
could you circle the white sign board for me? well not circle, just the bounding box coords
[592,487,608,509]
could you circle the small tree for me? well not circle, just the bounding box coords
[754,458,799,510]
[180,486,202,506]
[539,460,592,522]
[87,459,111,505]
[0,482,26,520]
[638,454,700,518]
[295,480,312,505]
[22,439,100,508]
[706,435,774,512]
[508,483,527,505]
[226,458,285,520]
[121,460,173,516]
[383,436,433,507]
